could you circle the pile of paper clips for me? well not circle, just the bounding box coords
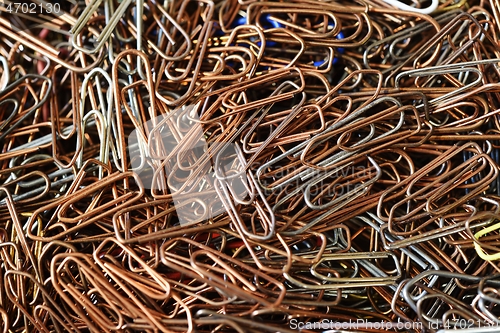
[4,0,500,332]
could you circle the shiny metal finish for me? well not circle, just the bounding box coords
[2,0,500,332]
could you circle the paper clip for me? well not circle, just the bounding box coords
[382,0,439,15]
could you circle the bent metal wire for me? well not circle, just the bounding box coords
[3,0,500,332]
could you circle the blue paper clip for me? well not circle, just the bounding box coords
[233,13,282,29]
[230,14,282,47]
[213,22,225,37]
[261,14,282,30]
[314,31,345,67]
